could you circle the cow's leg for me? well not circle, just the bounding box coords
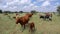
[24,24,25,29]
[30,27,35,32]
[21,25,23,28]
[21,25,25,32]
[46,16,49,20]
[20,25,23,29]
[44,16,46,20]
[34,26,35,30]
[47,16,49,20]
[49,18,52,21]
[47,16,52,21]
[29,28,32,32]
[32,26,36,32]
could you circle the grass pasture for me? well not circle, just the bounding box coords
[0,13,60,34]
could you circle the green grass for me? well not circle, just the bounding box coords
[0,13,60,34]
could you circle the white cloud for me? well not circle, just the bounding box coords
[46,0,57,1]
[6,0,19,5]
[0,5,7,8]
[36,0,57,2]
[22,3,34,11]
[9,6,17,9]
[23,3,34,9]
[36,0,44,2]
[0,0,59,12]
[3,5,7,8]
[20,0,29,4]
[0,0,31,11]
[22,3,39,12]
[4,6,18,11]
[29,3,34,7]
[5,0,31,8]
[41,1,50,7]
[33,2,37,4]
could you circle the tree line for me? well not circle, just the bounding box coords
[0,10,38,14]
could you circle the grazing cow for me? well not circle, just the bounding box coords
[39,13,52,21]
[40,15,45,19]
[39,14,45,19]
[29,22,35,32]
[45,13,52,21]
[45,13,52,17]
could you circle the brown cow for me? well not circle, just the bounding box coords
[29,22,35,32]
[16,15,30,29]
[45,13,52,17]
[45,13,52,21]
[16,13,33,31]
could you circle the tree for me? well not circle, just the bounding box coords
[4,11,11,13]
[57,6,60,15]
[31,10,37,14]
[14,11,18,13]
[19,11,23,13]
[0,10,2,13]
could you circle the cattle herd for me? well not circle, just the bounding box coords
[40,13,52,21]
[3,13,52,32]
[13,13,52,32]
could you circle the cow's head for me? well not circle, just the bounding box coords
[16,21,19,24]
[16,18,20,24]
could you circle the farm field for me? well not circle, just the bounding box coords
[0,13,60,34]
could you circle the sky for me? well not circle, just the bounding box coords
[0,0,60,12]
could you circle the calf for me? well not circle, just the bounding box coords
[29,22,35,32]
